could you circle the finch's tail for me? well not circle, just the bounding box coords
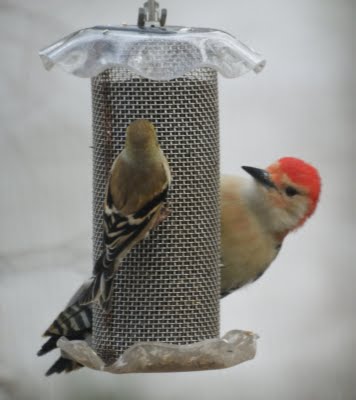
[81,256,115,312]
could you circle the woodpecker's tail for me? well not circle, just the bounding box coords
[38,335,84,376]
[37,336,59,357]
[38,303,92,373]
[38,280,93,376]
[45,356,83,376]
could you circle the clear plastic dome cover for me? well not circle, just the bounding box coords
[39,26,266,80]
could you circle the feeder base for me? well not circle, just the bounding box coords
[57,330,258,374]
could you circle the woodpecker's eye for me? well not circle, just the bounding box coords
[285,186,299,197]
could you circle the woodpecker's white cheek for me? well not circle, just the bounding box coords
[270,192,286,209]
[290,198,309,226]
[266,207,292,232]
[268,197,309,232]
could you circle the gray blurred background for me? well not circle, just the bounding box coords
[0,0,355,399]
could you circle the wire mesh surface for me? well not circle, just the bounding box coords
[91,67,220,364]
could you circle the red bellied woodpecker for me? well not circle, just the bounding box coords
[220,157,321,296]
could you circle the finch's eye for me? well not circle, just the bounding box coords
[285,186,299,197]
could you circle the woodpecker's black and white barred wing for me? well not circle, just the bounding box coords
[41,302,92,340]
[37,279,93,376]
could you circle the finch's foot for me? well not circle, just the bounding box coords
[155,206,171,227]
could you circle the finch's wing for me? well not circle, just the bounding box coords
[100,178,169,269]
[89,154,170,310]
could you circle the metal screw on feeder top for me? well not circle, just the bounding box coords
[138,0,167,27]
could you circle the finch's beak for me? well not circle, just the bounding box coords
[242,166,277,189]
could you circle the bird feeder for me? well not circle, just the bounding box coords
[39,1,265,373]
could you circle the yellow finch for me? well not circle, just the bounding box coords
[84,119,171,311]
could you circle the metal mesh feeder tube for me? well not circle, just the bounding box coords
[92,67,220,364]
[39,22,265,373]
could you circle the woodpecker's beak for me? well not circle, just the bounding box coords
[242,166,277,189]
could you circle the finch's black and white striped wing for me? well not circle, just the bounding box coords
[89,183,169,310]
